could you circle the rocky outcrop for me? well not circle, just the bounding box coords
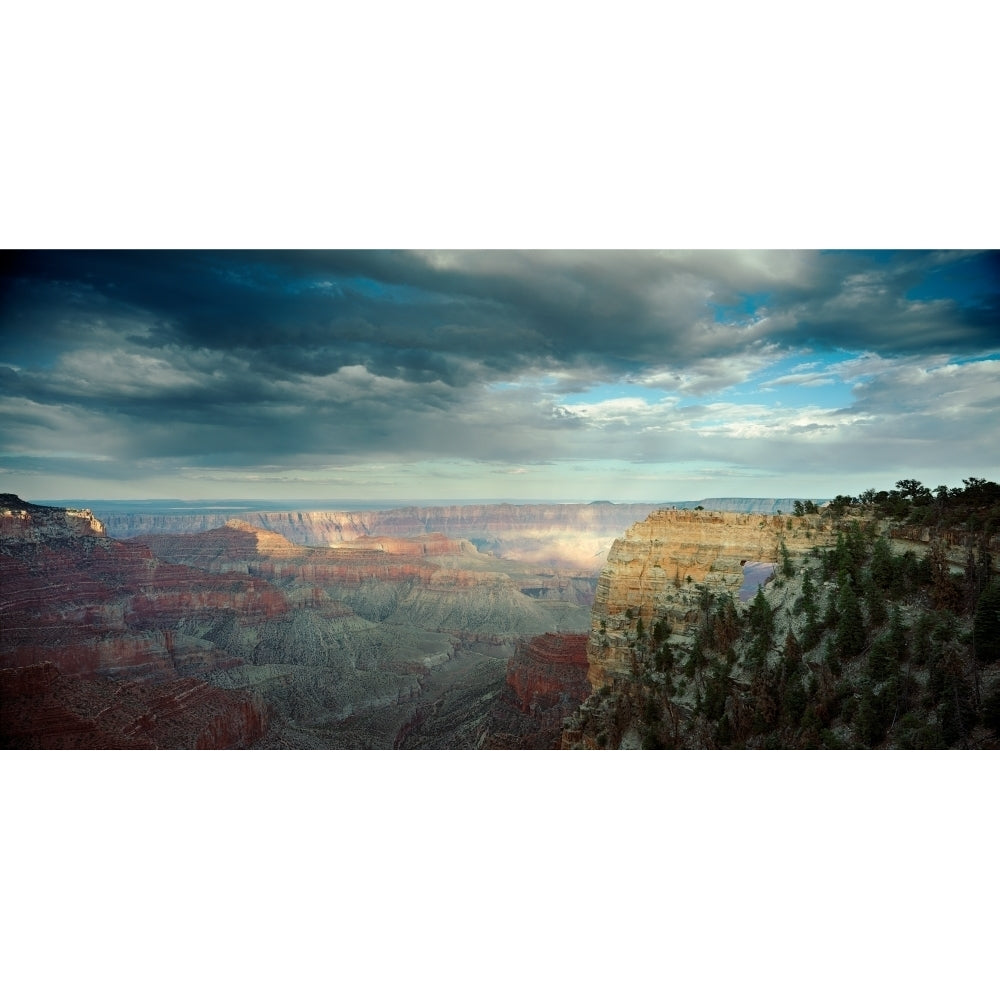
[1,493,105,543]
[474,633,591,749]
[504,633,591,714]
[888,523,1000,571]
[587,509,834,686]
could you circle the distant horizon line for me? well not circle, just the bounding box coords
[29,494,831,508]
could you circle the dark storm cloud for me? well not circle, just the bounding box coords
[1,250,997,491]
[4,250,997,380]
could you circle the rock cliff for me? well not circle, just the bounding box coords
[478,633,592,749]
[94,499,824,572]
[587,509,834,686]
[1,493,105,543]
[504,633,592,714]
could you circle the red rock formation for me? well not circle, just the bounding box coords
[1,533,289,679]
[505,633,591,714]
[0,497,278,748]
[0,662,268,749]
[480,633,591,749]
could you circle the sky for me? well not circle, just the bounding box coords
[1,249,997,504]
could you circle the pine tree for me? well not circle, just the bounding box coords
[780,539,794,578]
[869,534,895,590]
[973,583,1000,664]
[888,605,908,662]
[863,572,887,629]
[780,628,803,678]
[867,635,896,681]
[836,573,866,658]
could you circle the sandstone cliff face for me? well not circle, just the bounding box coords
[587,510,834,686]
[888,523,1000,571]
[1,493,105,543]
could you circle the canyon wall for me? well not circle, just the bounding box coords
[0,497,287,748]
[503,632,591,715]
[100,502,666,573]
[479,633,591,749]
[587,509,834,687]
[95,500,817,574]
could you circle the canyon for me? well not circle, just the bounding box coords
[1,496,593,748]
[2,495,855,749]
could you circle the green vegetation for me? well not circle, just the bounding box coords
[566,476,1000,749]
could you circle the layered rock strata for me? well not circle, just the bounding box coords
[102,503,669,574]
[587,510,833,686]
[504,633,591,715]
[431,633,591,750]
[1,496,288,747]
[1,493,105,542]
[0,661,268,749]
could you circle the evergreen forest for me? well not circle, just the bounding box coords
[567,478,1000,749]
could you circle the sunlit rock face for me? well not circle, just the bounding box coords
[101,503,668,574]
[587,509,834,687]
[1,493,105,542]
